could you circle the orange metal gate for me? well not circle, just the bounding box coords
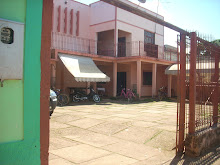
[176,32,220,153]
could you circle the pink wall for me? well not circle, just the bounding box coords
[90,1,115,25]
[120,0,164,20]
[53,0,90,38]
[53,0,164,51]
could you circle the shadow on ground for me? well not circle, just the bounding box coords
[65,98,177,107]
[170,145,220,165]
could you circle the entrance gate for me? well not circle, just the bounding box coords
[176,33,220,154]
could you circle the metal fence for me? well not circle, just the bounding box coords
[176,32,220,153]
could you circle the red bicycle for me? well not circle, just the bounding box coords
[120,88,136,102]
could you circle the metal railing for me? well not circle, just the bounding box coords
[51,32,177,61]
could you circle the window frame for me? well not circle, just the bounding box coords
[144,30,155,45]
[143,71,152,86]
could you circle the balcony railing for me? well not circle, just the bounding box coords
[51,32,177,62]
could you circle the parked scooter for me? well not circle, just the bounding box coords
[72,86,100,103]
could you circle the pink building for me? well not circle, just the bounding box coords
[51,0,177,98]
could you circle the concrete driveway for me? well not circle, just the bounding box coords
[49,99,220,165]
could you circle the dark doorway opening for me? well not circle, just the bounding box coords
[118,37,126,57]
[117,72,126,95]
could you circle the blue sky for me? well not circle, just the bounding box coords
[74,0,220,46]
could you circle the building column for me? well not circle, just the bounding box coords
[86,82,90,95]
[61,63,64,91]
[137,60,141,98]
[93,82,97,93]
[152,63,157,97]
[168,75,172,97]
[51,63,56,88]
[113,62,117,97]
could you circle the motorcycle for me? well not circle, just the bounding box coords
[71,86,101,103]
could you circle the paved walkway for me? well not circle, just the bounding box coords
[49,99,220,165]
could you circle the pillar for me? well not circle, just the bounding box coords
[168,75,172,97]
[113,62,117,97]
[189,32,197,134]
[178,34,186,153]
[60,64,64,91]
[152,63,157,97]
[93,82,97,93]
[86,82,90,95]
[137,60,142,98]
[51,63,56,88]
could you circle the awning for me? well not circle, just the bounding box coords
[165,62,220,75]
[58,53,110,82]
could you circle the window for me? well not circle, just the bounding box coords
[144,31,158,58]
[143,72,152,85]
[144,31,155,44]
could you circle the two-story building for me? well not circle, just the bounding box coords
[51,0,177,98]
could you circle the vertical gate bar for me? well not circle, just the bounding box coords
[176,34,180,154]
[40,0,53,164]
[213,50,219,125]
[178,34,186,152]
[189,32,197,134]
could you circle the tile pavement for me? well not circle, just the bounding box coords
[49,99,220,165]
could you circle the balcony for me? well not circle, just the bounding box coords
[51,32,177,62]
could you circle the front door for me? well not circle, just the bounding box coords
[117,72,126,95]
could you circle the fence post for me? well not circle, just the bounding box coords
[213,50,219,125]
[189,32,197,134]
[178,34,186,153]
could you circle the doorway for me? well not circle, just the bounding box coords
[117,72,126,95]
[118,37,126,57]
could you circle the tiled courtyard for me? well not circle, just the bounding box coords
[49,100,220,165]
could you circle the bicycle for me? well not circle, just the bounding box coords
[120,88,136,102]
[158,86,167,101]
[54,89,69,106]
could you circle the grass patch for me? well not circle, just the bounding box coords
[110,97,117,100]
[144,130,163,144]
